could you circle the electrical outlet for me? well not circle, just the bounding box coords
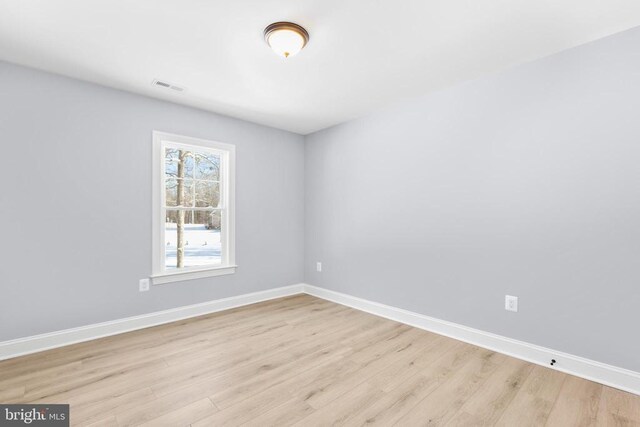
[139,278,150,292]
[505,295,518,312]
[316,262,322,272]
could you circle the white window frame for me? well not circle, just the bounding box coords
[151,131,236,285]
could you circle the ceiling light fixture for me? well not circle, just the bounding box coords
[264,22,309,58]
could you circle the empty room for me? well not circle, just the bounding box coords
[1,1,640,426]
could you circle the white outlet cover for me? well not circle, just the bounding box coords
[316,262,322,272]
[505,295,518,312]
[139,278,150,292]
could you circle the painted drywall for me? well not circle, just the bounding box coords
[0,61,304,341]
[305,27,640,372]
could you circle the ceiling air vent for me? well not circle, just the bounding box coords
[152,79,185,92]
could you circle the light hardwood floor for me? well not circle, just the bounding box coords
[1,294,639,426]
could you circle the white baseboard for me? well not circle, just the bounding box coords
[2,282,638,397]
[0,284,304,361]
[302,284,640,396]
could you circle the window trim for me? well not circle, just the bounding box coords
[151,131,236,285]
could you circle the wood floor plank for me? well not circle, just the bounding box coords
[79,414,119,427]
[495,365,567,426]
[209,337,353,409]
[113,381,221,426]
[70,387,155,426]
[26,357,167,402]
[343,342,482,426]
[190,358,357,426]
[0,384,25,403]
[545,375,603,426]
[365,334,454,393]
[137,397,217,427]
[445,356,535,426]
[596,386,640,426]
[298,328,431,410]
[292,380,386,426]
[393,349,506,426]
[0,294,638,427]
[241,398,314,427]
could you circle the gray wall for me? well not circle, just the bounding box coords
[0,61,305,341]
[305,27,640,371]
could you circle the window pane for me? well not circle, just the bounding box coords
[165,178,193,207]
[207,210,221,231]
[165,210,222,269]
[165,178,177,206]
[195,153,220,181]
[165,148,179,177]
[165,148,194,178]
[195,181,220,208]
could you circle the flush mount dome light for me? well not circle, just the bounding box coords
[264,22,309,58]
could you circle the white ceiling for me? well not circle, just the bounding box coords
[1,1,640,134]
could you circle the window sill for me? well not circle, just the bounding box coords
[151,265,237,285]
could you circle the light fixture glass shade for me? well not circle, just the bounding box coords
[264,22,309,58]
